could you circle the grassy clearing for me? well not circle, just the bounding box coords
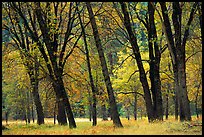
[2,116,202,135]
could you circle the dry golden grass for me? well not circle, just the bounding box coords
[2,116,202,135]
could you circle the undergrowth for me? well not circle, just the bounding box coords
[2,116,202,135]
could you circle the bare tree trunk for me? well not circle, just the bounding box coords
[86,2,123,127]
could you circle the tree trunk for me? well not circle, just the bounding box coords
[174,91,179,120]
[92,94,97,126]
[140,109,143,119]
[53,84,67,126]
[165,85,169,120]
[88,88,92,122]
[108,52,114,75]
[195,101,199,119]
[195,81,201,119]
[22,95,27,124]
[24,114,27,124]
[31,79,45,125]
[172,2,189,121]
[53,77,76,128]
[173,63,186,121]
[29,60,45,125]
[26,91,31,124]
[198,2,202,38]
[86,2,123,127]
[33,2,76,128]
[133,92,137,121]
[120,2,154,122]
[160,2,194,122]
[5,112,9,125]
[102,104,108,121]
[171,60,179,120]
[55,94,67,125]
[31,97,35,123]
[177,60,191,121]
[77,7,97,126]
[126,107,130,120]
[54,101,57,125]
[148,2,163,120]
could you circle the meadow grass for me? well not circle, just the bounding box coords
[2,115,202,135]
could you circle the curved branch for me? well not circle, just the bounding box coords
[116,91,144,98]
[185,50,202,63]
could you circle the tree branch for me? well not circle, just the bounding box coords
[127,70,139,83]
[116,91,144,98]
[185,50,202,63]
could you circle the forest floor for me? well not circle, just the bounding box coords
[2,115,202,135]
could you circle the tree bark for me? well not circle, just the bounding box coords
[86,2,123,127]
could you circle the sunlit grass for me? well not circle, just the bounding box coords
[2,115,202,135]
